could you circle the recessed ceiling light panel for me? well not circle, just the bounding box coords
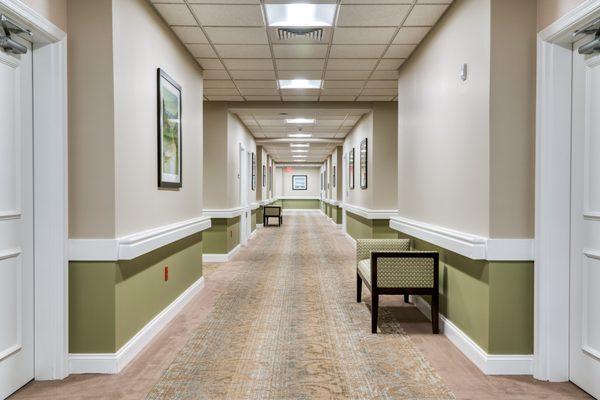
[292,149,309,153]
[288,133,312,138]
[265,3,336,27]
[290,143,310,147]
[279,80,321,90]
[285,117,315,124]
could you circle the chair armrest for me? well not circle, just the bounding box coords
[371,251,439,289]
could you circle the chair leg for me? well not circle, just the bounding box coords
[371,292,379,334]
[356,274,362,302]
[431,291,439,334]
[404,294,410,304]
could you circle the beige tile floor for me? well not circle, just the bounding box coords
[11,213,591,399]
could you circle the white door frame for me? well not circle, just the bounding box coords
[0,1,68,381]
[535,0,600,382]
[239,143,248,246]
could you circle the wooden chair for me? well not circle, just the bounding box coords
[263,206,282,227]
[356,239,439,334]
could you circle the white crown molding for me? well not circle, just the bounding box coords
[0,0,66,43]
[203,244,241,263]
[344,203,398,220]
[250,202,260,210]
[69,216,212,261]
[411,296,533,375]
[68,276,205,374]
[322,198,340,206]
[203,208,244,218]
[389,215,534,261]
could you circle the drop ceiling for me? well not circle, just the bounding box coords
[150,0,453,102]
[230,107,370,162]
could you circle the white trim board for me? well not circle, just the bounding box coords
[344,203,398,219]
[69,277,205,374]
[69,216,212,261]
[203,244,241,263]
[282,209,322,214]
[203,208,243,218]
[277,196,321,200]
[389,216,534,261]
[411,296,533,375]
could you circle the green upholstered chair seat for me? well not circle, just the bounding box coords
[357,259,371,285]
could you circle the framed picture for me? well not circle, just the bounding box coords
[157,68,182,188]
[262,165,266,187]
[360,138,368,189]
[333,166,336,188]
[251,152,256,191]
[292,175,307,190]
[269,165,273,192]
[321,172,323,190]
[348,148,355,189]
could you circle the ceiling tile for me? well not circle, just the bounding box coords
[204,80,236,88]
[377,58,405,70]
[206,95,244,101]
[153,4,196,25]
[244,96,281,101]
[337,5,411,27]
[278,71,323,80]
[186,44,217,58]
[203,70,230,79]
[404,4,449,26]
[324,70,371,80]
[189,4,264,27]
[196,58,225,69]
[172,26,207,44]
[276,59,325,71]
[370,70,399,79]
[272,45,328,59]
[362,88,398,96]
[326,59,378,70]
[281,89,320,96]
[204,27,268,44]
[239,88,280,96]
[384,44,416,58]
[236,80,278,88]
[365,80,398,88]
[323,80,365,88]
[329,45,387,59]
[204,88,240,96]
[356,95,396,101]
[229,70,276,80]
[320,96,357,101]
[215,44,271,58]
[332,27,397,44]
[321,88,362,95]
[393,27,430,44]
[223,59,273,70]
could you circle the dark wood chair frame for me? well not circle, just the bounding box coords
[263,205,283,227]
[357,251,440,334]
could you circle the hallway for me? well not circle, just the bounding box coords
[12,213,587,399]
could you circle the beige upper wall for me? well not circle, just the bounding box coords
[227,112,257,208]
[371,102,398,210]
[344,112,374,209]
[279,166,320,197]
[397,0,491,237]
[203,103,229,209]
[22,0,67,32]
[537,0,586,31]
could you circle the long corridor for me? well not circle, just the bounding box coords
[13,213,588,399]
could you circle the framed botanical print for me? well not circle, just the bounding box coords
[348,148,355,190]
[157,68,182,188]
[360,138,368,189]
[251,152,256,191]
[292,175,307,190]
[262,165,266,187]
[333,166,336,188]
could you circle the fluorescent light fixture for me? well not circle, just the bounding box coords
[288,133,312,138]
[279,79,321,90]
[285,117,315,124]
[293,155,307,158]
[292,149,308,153]
[290,143,310,147]
[265,3,336,27]
[292,160,304,162]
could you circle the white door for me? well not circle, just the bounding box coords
[0,39,34,399]
[570,37,600,399]
[239,145,248,246]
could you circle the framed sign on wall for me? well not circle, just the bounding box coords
[251,152,256,190]
[262,165,266,187]
[292,175,307,190]
[360,138,368,189]
[333,166,336,188]
[157,68,182,188]
[348,148,355,190]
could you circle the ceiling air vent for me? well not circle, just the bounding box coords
[277,27,324,42]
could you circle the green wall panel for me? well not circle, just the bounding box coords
[69,233,203,353]
[251,210,257,231]
[227,216,241,252]
[281,199,320,209]
[346,212,374,239]
[203,217,241,254]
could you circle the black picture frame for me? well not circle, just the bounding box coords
[349,148,355,190]
[251,152,256,191]
[157,68,183,188]
[292,175,308,190]
[333,165,336,188]
[360,138,368,189]
[262,165,266,187]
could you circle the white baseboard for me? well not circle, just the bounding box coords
[202,244,241,263]
[257,223,263,228]
[411,296,533,375]
[282,209,321,213]
[68,276,205,374]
